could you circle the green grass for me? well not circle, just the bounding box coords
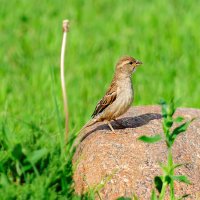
[0,0,200,199]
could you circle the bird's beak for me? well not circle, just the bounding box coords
[135,60,143,66]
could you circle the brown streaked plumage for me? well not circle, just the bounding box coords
[73,56,142,148]
[91,81,117,118]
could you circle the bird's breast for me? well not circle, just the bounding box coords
[117,83,133,108]
[118,78,134,102]
[112,78,134,116]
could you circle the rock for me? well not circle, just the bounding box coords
[73,106,200,199]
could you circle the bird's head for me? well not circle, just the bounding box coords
[115,56,142,76]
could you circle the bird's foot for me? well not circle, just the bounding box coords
[107,121,116,134]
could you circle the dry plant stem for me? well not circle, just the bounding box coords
[61,19,69,142]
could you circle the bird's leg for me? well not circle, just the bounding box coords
[113,119,126,128]
[106,121,116,133]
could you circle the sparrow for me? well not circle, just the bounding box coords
[82,56,142,132]
[73,56,142,148]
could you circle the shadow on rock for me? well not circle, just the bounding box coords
[80,113,162,143]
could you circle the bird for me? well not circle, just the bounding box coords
[73,56,142,148]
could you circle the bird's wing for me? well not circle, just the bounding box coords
[91,82,117,118]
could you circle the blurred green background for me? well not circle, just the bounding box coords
[1,0,200,131]
[0,0,200,198]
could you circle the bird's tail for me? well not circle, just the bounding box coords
[72,118,98,149]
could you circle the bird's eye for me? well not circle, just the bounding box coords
[129,61,133,65]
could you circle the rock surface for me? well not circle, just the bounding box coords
[73,106,200,199]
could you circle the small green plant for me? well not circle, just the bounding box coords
[139,100,194,200]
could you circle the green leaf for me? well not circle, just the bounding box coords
[1,123,16,148]
[138,134,162,143]
[177,194,190,199]
[154,176,163,193]
[170,120,192,142]
[172,163,183,169]
[181,194,190,198]
[165,175,171,184]
[174,117,184,123]
[168,99,176,116]
[16,161,23,176]
[162,122,168,134]
[160,100,167,118]
[21,164,33,172]
[26,148,48,165]
[172,175,191,184]
[165,120,173,128]
[151,189,158,200]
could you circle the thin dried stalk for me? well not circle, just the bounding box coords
[61,19,69,142]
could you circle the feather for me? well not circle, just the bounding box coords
[91,81,117,117]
